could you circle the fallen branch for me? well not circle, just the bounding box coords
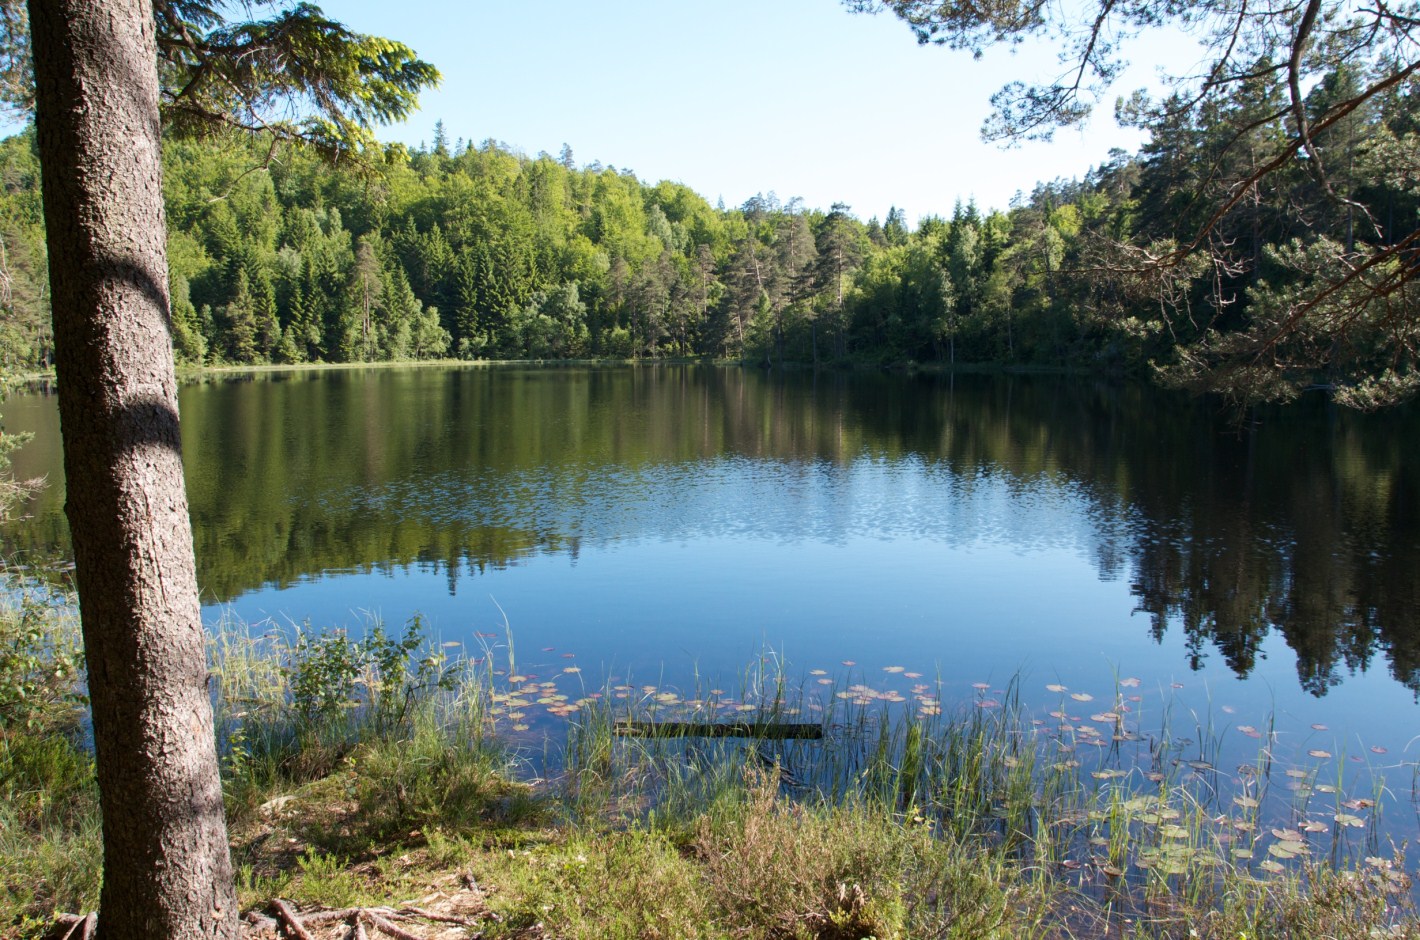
[273,898,316,940]
[260,899,483,939]
[49,912,96,940]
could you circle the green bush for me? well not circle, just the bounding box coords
[0,580,83,734]
[285,614,455,738]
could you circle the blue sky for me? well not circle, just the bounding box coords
[342,2,1194,223]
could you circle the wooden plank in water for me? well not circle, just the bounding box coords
[613,719,823,740]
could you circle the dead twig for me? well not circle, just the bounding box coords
[273,898,317,940]
[261,899,483,939]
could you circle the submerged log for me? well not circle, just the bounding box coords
[613,719,823,740]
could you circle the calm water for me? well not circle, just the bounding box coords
[5,364,1420,814]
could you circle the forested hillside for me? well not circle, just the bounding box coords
[0,49,1415,403]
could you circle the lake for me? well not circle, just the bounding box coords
[5,364,1419,834]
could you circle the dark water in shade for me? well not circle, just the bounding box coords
[5,364,1420,830]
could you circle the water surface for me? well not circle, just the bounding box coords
[6,365,1419,802]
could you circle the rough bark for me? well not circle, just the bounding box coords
[27,1,239,937]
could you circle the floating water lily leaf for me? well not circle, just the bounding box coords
[905,672,923,679]
[1343,798,1376,810]
[842,660,856,666]
[1099,863,1125,877]
[1316,784,1337,794]
[1160,824,1190,839]
[1070,692,1094,702]
[1171,682,1184,689]
[809,669,827,676]
[508,675,528,683]
[1301,821,1329,833]
[817,678,833,685]
[541,646,555,652]
[1046,683,1068,693]
[1187,760,1214,771]
[1231,848,1254,859]
[1232,796,1260,809]
[1271,828,1304,843]
[1268,841,1307,858]
[976,699,1000,708]
[1284,769,1310,779]
[1334,813,1366,828]
[1119,677,1141,688]
[1221,705,1235,714]
[1091,712,1120,722]
[970,680,989,688]
[1311,723,1329,731]
[511,723,529,732]
[1091,769,1127,780]
[1370,745,1388,754]
[1237,725,1261,739]
[442,641,462,648]
[1307,749,1332,759]
[885,666,906,674]
[1260,860,1285,874]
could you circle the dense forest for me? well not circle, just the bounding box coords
[0,53,1415,398]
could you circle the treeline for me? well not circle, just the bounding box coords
[0,56,1415,377]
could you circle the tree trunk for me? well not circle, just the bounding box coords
[28,1,239,937]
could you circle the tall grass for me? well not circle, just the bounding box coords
[0,576,101,934]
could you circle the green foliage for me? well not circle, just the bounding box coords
[285,615,455,739]
[0,580,82,733]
